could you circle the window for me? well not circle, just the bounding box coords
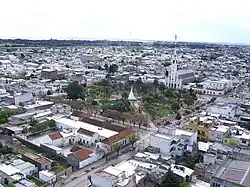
[242,140,247,144]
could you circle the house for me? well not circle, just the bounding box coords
[23,100,54,112]
[14,92,34,106]
[47,132,64,146]
[15,178,36,187]
[39,170,56,184]
[67,148,101,169]
[96,129,136,154]
[11,159,37,175]
[182,116,213,142]
[76,128,99,146]
[0,164,25,185]
[22,153,53,171]
[92,160,148,187]
[41,69,65,80]
[208,125,230,142]
[53,117,118,141]
[51,104,71,115]
[232,130,250,148]
[150,127,197,157]
[170,164,194,183]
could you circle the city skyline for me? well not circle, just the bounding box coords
[1,0,250,44]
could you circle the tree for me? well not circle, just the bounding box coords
[0,110,8,124]
[128,134,137,148]
[173,91,181,101]
[66,81,85,100]
[7,182,16,187]
[158,168,181,187]
[121,92,129,100]
[180,183,190,187]
[29,119,38,126]
[184,95,194,107]
[175,113,182,120]
[171,101,180,112]
[47,90,53,95]
[153,79,159,90]
[113,142,123,156]
[48,120,56,128]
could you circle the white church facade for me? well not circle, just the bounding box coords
[165,36,196,89]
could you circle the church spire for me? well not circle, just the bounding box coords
[128,86,136,101]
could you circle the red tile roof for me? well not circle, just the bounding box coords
[48,132,63,140]
[70,146,82,153]
[73,149,93,161]
[106,129,136,145]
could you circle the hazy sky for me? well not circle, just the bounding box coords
[1,0,250,43]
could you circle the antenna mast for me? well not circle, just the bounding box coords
[174,34,178,62]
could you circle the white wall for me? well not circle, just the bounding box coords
[79,154,102,169]
[150,134,171,156]
[209,130,224,142]
[39,171,56,184]
[92,174,115,187]
[19,165,37,175]
[14,92,33,105]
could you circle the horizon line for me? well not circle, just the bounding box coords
[0,37,250,46]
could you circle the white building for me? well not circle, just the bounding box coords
[51,104,71,114]
[92,160,150,187]
[52,117,118,140]
[189,79,233,96]
[0,164,25,184]
[165,36,195,89]
[150,127,197,157]
[39,170,56,184]
[209,125,230,142]
[11,159,37,176]
[232,131,250,148]
[76,128,100,146]
[14,92,33,106]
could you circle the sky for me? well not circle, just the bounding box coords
[1,0,250,44]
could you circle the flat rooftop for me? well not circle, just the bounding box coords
[214,159,250,187]
[153,133,174,140]
[54,117,118,138]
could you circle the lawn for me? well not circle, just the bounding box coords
[27,175,44,186]
[51,160,70,172]
[14,145,42,154]
[147,104,171,119]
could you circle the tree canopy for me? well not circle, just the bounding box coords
[158,169,181,187]
[66,81,85,100]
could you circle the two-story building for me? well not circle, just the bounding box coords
[182,116,213,142]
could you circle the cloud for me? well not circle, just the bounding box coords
[0,0,250,43]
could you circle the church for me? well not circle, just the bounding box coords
[165,36,196,89]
